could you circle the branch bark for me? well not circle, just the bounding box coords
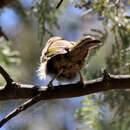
[0,65,130,127]
[0,74,130,100]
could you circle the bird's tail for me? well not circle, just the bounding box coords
[72,35,100,50]
[69,36,101,61]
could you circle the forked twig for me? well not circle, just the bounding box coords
[0,88,51,128]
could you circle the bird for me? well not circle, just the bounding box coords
[38,35,101,87]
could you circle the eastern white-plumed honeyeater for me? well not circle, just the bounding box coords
[38,36,101,86]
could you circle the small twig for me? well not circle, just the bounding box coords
[0,65,13,85]
[56,0,64,9]
[0,95,41,128]
[0,88,51,128]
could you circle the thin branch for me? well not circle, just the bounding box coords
[0,95,40,127]
[0,88,51,128]
[0,65,13,85]
[56,0,64,9]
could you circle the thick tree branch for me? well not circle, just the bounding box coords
[0,74,130,127]
[0,65,130,127]
[0,74,130,100]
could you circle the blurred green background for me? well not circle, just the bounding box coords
[0,0,130,129]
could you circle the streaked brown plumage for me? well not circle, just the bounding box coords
[38,36,101,85]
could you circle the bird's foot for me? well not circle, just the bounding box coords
[79,72,85,88]
[48,81,54,90]
[77,79,85,88]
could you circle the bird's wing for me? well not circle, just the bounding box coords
[40,36,63,62]
[39,37,74,80]
[44,39,74,58]
[39,37,63,79]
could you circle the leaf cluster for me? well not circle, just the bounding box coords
[74,0,130,129]
[31,0,59,44]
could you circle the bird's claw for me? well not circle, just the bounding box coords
[78,80,85,88]
[79,72,85,88]
[48,81,54,90]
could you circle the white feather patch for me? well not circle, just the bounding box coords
[37,62,47,80]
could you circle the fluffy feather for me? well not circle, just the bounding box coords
[38,36,101,82]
